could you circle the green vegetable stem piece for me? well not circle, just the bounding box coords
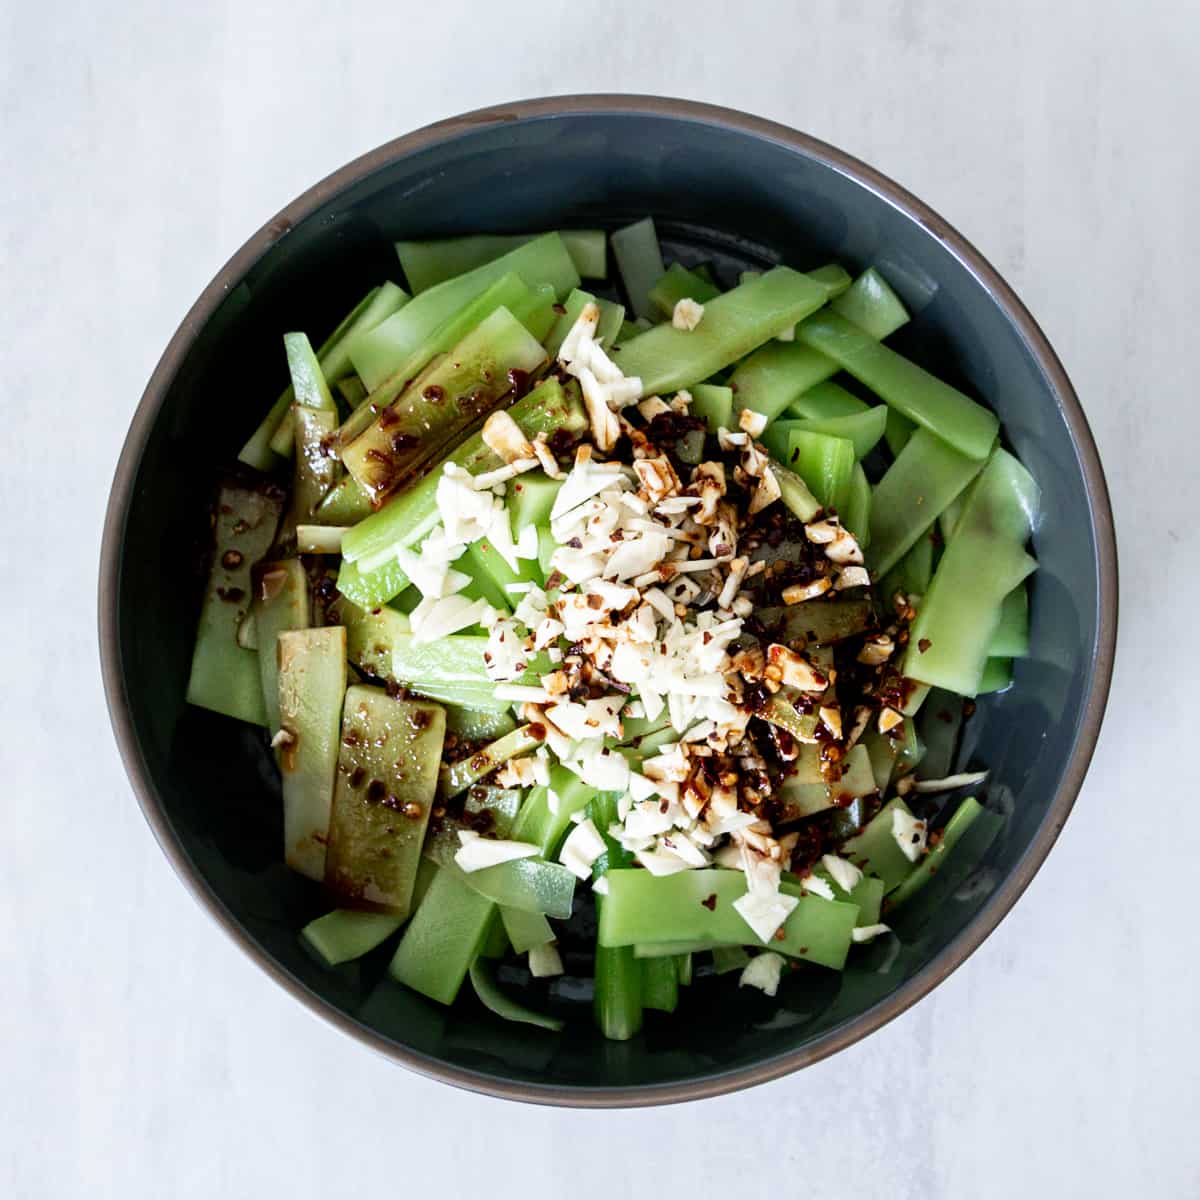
[185,482,284,725]
[324,687,445,915]
[610,217,665,321]
[342,307,548,506]
[830,268,910,340]
[396,230,604,293]
[276,627,347,881]
[647,262,720,320]
[251,559,309,736]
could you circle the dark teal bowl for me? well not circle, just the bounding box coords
[99,96,1117,1106]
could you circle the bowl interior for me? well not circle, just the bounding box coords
[108,106,1107,1100]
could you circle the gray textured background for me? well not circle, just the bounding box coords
[3,1,1195,1195]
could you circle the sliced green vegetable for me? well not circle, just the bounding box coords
[905,450,1039,694]
[439,724,545,798]
[806,263,853,299]
[451,857,575,919]
[640,955,680,1014]
[798,311,998,460]
[978,658,1014,693]
[239,283,406,469]
[762,407,887,463]
[614,267,828,395]
[352,234,577,391]
[885,408,916,457]
[509,472,563,535]
[915,688,964,781]
[396,230,604,293]
[324,687,445,915]
[868,427,989,578]
[339,377,585,584]
[843,463,872,545]
[784,380,870,421]
[251,559,309,735]
[729,343,839,423]
[500,906,555,954]
[689,383,733,432]
[757,598,875,647]
[276,627,347,880]
[442,706,517,740]
[648,262,720,320]
[990,584,1030,658]
[343,307,548,505]
[881,527,935,602]
[610,217,665,321]
[840,797,920,891]
[302,908,404,967]
[289,406,340,526]
[887,797,1000,911]
[600,870,859,970]
[186,482,284,725]
[771,462,823,523]
[543,288,624,356]
[469,959,563,1032]
[830,268,909,340]
[779,743,878,818]
[314,475,373,526]
[785,430,856,512]
[712,946,751,975]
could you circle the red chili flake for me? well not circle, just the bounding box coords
[918,638,932,654]
[701,894,717,911]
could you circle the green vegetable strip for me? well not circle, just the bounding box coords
[647,262,720,320]
[284,331,335,411]
[324,687,444,915]
[544,288,624,357]
[784,380,870,420]
[843,463,872,546]
[340,376,584,572]
[615,266,827,395]
[599,870,860,970]
[785,430,856,512]
[336,376,367,407]
[302,908,404,967]
[390,774,590,1006]
[830,268,910,340]
[186,483,283,725]
[450,857,575,919]
[438,724,545,799]
[443,706,517,740]
[760,686,820,743]
[501,906,555,954]
[840,798,921,891]
[389,867,495,1004]
[469,959,563,1032]
[798,311,999,460]
[342,307,548,505]
[314,475,373,526]
[730,343,840,423]
[509,472,562,535]
[779,743,877,818]
[757,598,875,647]
[772,462,822,523]
[289,407,340,527]
[904,450,1039,694]
[640,955,680,1014]
[868,427,988,578]
[395,230,605,293]
[880,527,935,602]
[915,689,964,780]
[340,273,537,446]
[712,946,751,974]
[239,283,405,470]
[977,658,1014,693]
[251,559,309,735]
[590,791,643,1041]
[352,234,577,391]
[806,263,853,299]
[884,408,916,457]
[632,940,720,958]
[990,584,1030,658]
[689,383,733,432]
[762,407,887,462]
[887,797,1000,911]
[276,627,347,881]
[611,217,665,321]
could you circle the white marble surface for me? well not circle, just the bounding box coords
[3,0,1196,1195]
